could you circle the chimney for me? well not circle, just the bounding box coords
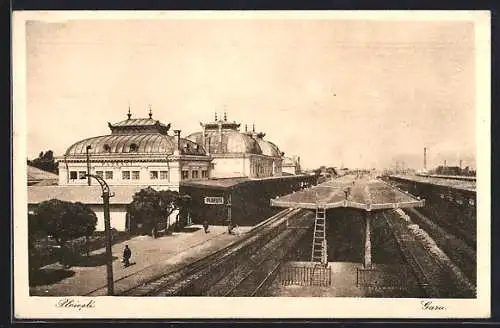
[174,130,181,155]
[444,159,447,167]
[459,159,463,170]
[423,147,427,170]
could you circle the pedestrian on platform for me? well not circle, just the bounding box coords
[230,224,240,236]
[203,220,209,233]
[123,245,132,267]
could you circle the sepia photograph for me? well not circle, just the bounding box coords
[12,10,490,319]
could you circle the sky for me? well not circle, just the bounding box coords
[24,15,477,170]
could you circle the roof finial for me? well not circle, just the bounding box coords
[215,112,218,121]
[127,104,132,120]
[224,110,227,121]
[148,104,152,119]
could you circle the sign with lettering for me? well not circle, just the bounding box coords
[204,196,224,205]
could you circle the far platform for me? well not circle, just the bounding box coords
[270,175,425,211]
[389,174,476,193]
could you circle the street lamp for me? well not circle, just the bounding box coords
[85,173,115,295]
[85,146,114,295]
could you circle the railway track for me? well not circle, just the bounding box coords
[206,212,313,297]
[383,210,476,298]
[405,207,476,284]
[120,207,306,296]
[416,205,476,249]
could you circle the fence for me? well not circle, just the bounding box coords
[279,264,332,287]
[356,267,406,290]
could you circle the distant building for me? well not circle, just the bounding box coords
[282,155,301,175]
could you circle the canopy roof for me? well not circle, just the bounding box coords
[271,174,425,211]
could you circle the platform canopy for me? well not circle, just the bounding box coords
[270,174,425,211]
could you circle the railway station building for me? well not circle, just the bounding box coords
[28,109,314,232]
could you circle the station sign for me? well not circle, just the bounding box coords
[204,196,224,205]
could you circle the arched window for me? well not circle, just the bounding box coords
[129,143,138,152]
[103,144,111,153]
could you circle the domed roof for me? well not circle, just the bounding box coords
[256,139,281,157]
[186,130,262,155]
[249,131,281,157]
[65,113,205,156]
[186,112,263,155]
[65,134,205,156]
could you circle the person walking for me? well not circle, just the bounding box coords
[123,245,132,267]
[203,220,209,233]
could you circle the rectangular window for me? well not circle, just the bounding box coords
[160,171,168,180]
[201,170,208,178]
[132,171,140,180]
[79,171,87,179]
[192,170,199,179]
[150,171,158,180]
[105,171,113,180]
[96,171,103,178]
[122,171,131,180]
[181,170,189,180]
[70,171,78,180]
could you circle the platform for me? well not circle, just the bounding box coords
[29,225,252,296]
[270,175,425,211]
[390,174,476,192]
[266,261,423,297]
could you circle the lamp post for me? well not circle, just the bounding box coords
[226,192,232,233]
[85,173,115,295]
[86,145,92,186]
[180,194,192,226]
[85,144,114,294]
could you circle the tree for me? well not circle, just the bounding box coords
[71,202,98,256]
[33,199,97,247]
[28,150,59,174]
[28,212,47,272]
[28,213,45,249]
[32,199,97,266]
[127,187,184,238]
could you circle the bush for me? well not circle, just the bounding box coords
[31,229,130,268]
